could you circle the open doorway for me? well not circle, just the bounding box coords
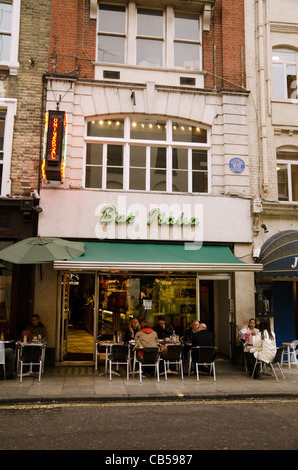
[61,272,95,361]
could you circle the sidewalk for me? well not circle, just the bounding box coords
[1,358,298,404]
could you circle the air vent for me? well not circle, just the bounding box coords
[180,77,196,86]
[103,70,120,79]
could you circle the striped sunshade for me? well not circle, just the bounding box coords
[257,230,298,278]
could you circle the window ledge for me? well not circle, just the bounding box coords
[0,61,20,76]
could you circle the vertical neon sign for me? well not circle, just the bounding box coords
[42,110,67,181]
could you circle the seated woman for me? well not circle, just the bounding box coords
[240,318,259,353]
[247,319,276,378]
[123,317,140,344]
[133,320,159,376]
[134,320,159,351]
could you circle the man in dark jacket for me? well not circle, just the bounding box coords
[192,323,215,347]
[153,315,174,339]
[191,323,215,374]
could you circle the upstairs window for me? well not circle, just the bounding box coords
[85,117,209,194]
[97,4,126,64]
[277,150,298,202]
[0,1,11,61]
[97,3,202,71]
[0,0,20,75]
[272,49,298,100]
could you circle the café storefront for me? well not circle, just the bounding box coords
[51,238,261,364]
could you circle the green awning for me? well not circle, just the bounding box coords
[54,242,262,272]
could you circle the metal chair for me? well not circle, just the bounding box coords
[95,335,113,372]
[163,344,184,380]
[135,347,160,383]
[251,347,285,383]
[190,346,217,382]
[19,345,44,383]
[108,344,130,381]
[0,342,6,379]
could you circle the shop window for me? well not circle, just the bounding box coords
[85,116,210,194]
[272,48,298,100]
[277,150,298,202]
[97,2,202,71]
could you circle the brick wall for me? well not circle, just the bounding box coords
[204,0,246,91]
[49,0,246,91]
[5,0,51,196]
[49,0,96,78]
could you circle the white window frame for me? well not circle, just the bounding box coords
[272,48,298,101]
[96,2,202,72]
[277,149,298,203]
[83,116,210,194]
[0,98,17,196]
[0,0,20,75]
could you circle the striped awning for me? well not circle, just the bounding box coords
[54,241,262,272]
[257,230,298,278]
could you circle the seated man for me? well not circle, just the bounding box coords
[25,314,47,342]
[153,315,174,340]
[192,323,215,347]
[191,323,215,374]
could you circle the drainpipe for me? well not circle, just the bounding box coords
[257,0,269,193]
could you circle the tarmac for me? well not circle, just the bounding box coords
[1,357,298,404]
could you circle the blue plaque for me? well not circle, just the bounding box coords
[229,157,245,174]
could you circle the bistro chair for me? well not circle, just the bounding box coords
[163,344,184,380]
[95,335,113,372]
[0,342,6,380]
[135,347,160,383]
[251,347,285,383]
[18,344,45,383]
[108,344,130,381]
[190,346,217,382]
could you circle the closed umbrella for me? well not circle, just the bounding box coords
[0,237,85,264]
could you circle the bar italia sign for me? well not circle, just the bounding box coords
[99,204,199,226]
[95,201,203,241]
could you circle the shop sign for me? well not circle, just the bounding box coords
[95,200,203,244]
[99,205,199,226]
[42,110,68,182]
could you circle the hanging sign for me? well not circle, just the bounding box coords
[42,110,67,181]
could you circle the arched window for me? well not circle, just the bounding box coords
[84,117,210,194]
[272,48,298,100]
[277,148,298,202]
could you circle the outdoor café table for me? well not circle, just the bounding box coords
[16,341,46,376]
[97,340,124,376]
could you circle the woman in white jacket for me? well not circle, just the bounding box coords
[248,320,276,378]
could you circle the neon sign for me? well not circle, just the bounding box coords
[42,110,67,181]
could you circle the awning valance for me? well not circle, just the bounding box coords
[54,242,262,272]
[256,230,298,279]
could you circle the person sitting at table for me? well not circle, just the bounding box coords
[240,318,259,353]
[183,319,200,343]
[1,348,17,380]
[246,319,276,379]
[153,315,174,340]
[192,323,215,347]
[134,320,159,376]
[25,314,47,342]
[123,317,140,343]
[134,320,159,351]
